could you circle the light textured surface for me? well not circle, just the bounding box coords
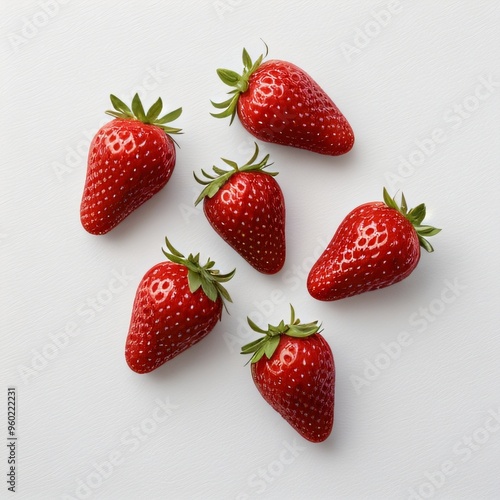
[1,1,500,499]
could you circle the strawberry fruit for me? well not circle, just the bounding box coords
[241,306,335,443]
[211,45,354,156]
[80,94,182,235]
[194,143,286,274]
[125,237,235,374]
[307,188,441,301]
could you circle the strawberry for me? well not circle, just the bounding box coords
[307,188,441,301]
[194,143,286,274]
[211,45,354,156]
[125,237,235,374]
[80,94,182,235]
[241,306,335,443]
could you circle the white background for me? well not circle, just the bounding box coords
[1,1,500,499]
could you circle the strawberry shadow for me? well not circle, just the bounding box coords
[100,185,178,245]
[269,140,360,175]
[323,256,446,338]
[136,320,232,387]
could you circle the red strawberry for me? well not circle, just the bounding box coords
[194,143,286,274]
[307,188,441,301]
[241,306,335,443]
[211,45,354,156]
[125,237,235,374]
[80,94,182,235]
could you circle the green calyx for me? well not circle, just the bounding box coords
[193,142,276,206]
[211,43,269,124]
[162,236,235,309]
[240,305,321,364]
[105,93,183,136]
[382,187,441,253]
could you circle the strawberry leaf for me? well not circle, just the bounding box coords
[418,237,434,253]
[200,279,218,302]
[217,69,243,87]
[247,317,268,335]
[157,107,183,124]
[210,94,239,124]
[104,94,183,137]
[187,269,202,293]
[221,158,239,170]
[211,44,267,124]
[109,94,132,116]
[240,340,261,355]
[415,225,442,236]
[213,165,231,175]
[161,236,235,308]
[264,335,280,359]
[241,305,320,364]
[382,188,441,253]
[215,283,232,304]
[287,322,321,338]
[242,48,253,70]
[250,344,268,364]
[211,97,235,109]
[131,94,147,122]
[146,97,163,122]
[383,187,399,211]
[105,111,125,119]
[163,236,184,258]
[408,203,426,225]
[243,337,268,353]
[400,192,408,214]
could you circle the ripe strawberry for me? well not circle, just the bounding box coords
[211,45,354,156]
[125,237,235,374]
[194,143,286,274]
[241,306,335,443]
[80,94,182,235]
[307,188,441,301]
